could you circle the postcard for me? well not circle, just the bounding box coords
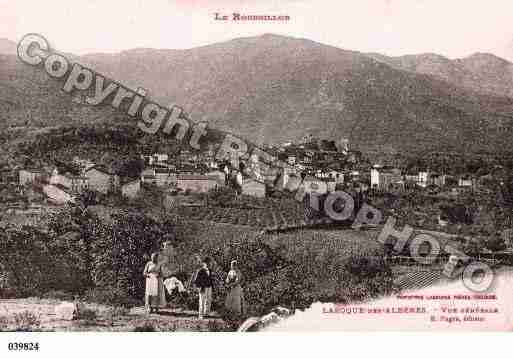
[0,1,512,345]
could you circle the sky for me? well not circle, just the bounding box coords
[1,0,513,61]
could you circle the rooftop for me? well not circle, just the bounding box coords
[177,174,219,181]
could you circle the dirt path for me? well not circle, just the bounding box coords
[0,299,230,332]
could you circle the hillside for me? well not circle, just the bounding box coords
[1,34,513,155]
[368,52,513,99]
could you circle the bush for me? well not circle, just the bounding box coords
[243,254,393,316]
[206,320,230,332]
[133,322,156,332]
[82,287,140,308]
[0,225,68,298]
[90,211,165,301]
[77,306,97,321]
[0,315,9,331]
[483,235,507,252]
[1,206,170,304]
[171,220,393,318]
[12,311,40,331]
[103,306,129,319]
[43,290,75,301]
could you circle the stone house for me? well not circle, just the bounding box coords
[206,170,226,186]
[49,168,89,193]
[418,170,429,188]
[154,168,177,187]
[121,179,141,199]
[430,173,447,187]
[241,178,266,198]
[141,168,177,187]
[371,166,402,190]
[176,174,219,193]
[84,166,119,194]
[70,176,89,193]
[19,169,43,185]
[43,184,75,204]
[458,175,474,188]
[301,176,328,195]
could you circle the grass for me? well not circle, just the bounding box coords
[0,310,41,331]
[13,311,41,330]
[0,297,232,332]
[133,322,156,332]
[78,306,97,321]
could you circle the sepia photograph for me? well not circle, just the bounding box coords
[0,1,512,351]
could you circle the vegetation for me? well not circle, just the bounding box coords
[169,218,393,317]
[0,200,395,323]
[0,204,168,305]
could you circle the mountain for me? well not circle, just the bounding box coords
[1,34,513,156]
[368,52,513,99]
[0,53,116,129]
[0,38,17,55]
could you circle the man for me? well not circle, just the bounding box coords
[194,257,214,319]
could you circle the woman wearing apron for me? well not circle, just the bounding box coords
[143,252,167,314]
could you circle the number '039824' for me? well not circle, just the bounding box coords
[8,342,40,351]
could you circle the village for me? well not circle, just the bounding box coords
[0,136,503,205]
[0,139,483,203]
[1,133,511,244]
[2,130,512,332]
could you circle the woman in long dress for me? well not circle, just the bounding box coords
[143,252,166,314]
[224,260,245,318]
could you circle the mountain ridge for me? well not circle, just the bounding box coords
[1,34,513,155]
[367,51,513,99]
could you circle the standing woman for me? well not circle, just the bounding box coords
[224,260,245,319]
[143,252,166,314]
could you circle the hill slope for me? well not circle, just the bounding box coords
[368,52,513,99]
[2,34,513,155]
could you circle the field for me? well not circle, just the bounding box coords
[175,200,307,230]
[169,219,395,313]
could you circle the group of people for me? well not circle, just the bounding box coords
[143,253,245,320]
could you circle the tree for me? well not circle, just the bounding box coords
[117,157,144,178]
[90,211,165,299]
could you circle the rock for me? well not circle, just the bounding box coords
[237,317,261,332]
[238,306,292,332]
[271,306,291,316]
[54,302,79,320]
[260,312,280,325]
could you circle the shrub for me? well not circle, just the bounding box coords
[483,235,507,252]
[12,311,40,331]
[463,239,485,257]
[171,220,394,318]
[103,306,129,319]
[43,290,75,301]
[82,287,140,308]
[0,315,9,331]
[0,225,67,297]
[90,211,165,301]
[133,322,156,332]
[206,320,230,332]
[1,206,171,304]
[77,306,97,321]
